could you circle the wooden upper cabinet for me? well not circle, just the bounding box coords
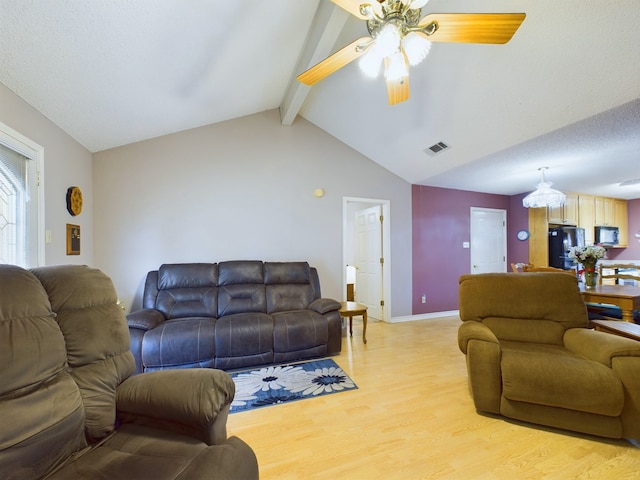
[614,199,628,247]
[529,194,629,255]
[547,193,578,225]
[594,197,615,226]
[578,195,595,245]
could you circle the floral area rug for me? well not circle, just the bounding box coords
[229,358,357,413]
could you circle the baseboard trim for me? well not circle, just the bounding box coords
[388,310,460,323]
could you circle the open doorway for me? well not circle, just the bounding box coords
[343,197,391,322]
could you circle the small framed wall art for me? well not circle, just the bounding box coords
[66,223,80,255]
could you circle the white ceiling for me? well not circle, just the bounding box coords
[1,0,639,199]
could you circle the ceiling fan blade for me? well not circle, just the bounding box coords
[386,76,410,105]
[330,0,383,20]
[385,58,410,106]
[297,37,371,86]
[418,13,526,44]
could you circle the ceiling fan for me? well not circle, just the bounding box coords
[297,0,526,105]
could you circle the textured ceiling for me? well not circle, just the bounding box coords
[1,0,639,199]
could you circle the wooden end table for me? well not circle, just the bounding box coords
[591,319,640,341]
[339,301,367,344]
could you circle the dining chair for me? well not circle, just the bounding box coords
[522,264,575,275]
[590,264,640,322]
[598,263,640,285]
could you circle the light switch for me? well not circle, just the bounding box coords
[45,229,53,244]
[463,242,470,249]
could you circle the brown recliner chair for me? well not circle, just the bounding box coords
[458,272,640,442]
[0,264,258,479]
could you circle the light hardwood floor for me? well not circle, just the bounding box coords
[227,317,640,479]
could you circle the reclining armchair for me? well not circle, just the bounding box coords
[458,272,640,442]
[0,264,258,479]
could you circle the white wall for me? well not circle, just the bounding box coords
[0,83,94,266]
[93,110,412,316]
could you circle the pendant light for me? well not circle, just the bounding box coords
[522,167,566,208]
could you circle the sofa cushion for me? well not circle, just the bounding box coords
[156,287,218,320]
[272,310,328,363]
[218,284,266,316]
[266,284,315,313]
[32,265,136,442]
[214,313,274,370]
[264,262,310,284]
[501,341,624,416]
[459,273,589,338]
[155,263,218,320]
[158,263,218,289]
[142,318,216,370]
[1,265,87,478]
[218,261,263,285]
[45,424,257,480]
[483,316,567,346]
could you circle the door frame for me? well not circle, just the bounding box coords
[343,197,391,322]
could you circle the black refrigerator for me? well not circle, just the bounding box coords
[548,227,585,270]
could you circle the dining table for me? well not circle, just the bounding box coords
[579,283,640,323]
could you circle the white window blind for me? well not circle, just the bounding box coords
[0,124,43,268]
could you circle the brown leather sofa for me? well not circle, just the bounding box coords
[127,261,342,374]
[0,264,258,479]
[458,272,640,442]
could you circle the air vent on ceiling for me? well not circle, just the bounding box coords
[424,141,450,156]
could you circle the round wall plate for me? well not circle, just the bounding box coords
[66,186,83,216]
[517,229,530,241]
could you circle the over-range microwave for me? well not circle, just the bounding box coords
[595,226,619,246]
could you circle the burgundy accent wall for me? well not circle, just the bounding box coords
[601,198,640,261]
[412,185,527,314]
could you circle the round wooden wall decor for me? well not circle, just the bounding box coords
[66,186,83,216]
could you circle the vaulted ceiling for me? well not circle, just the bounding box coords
[1,0,639,198]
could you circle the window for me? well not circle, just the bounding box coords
[0,123,43,268]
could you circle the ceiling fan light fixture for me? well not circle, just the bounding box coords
[296,4,526,106]
[359,3,379,20]
[385,51,409,81]
[402,32,431,66]
[358,48,383,77]
[375,23,402,58]
[409,0,430,9]
[522,167,566,209]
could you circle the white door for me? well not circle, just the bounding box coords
[355,205,383,319]
[470,207,507,274]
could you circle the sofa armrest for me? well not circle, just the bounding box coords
[116,369,235,445]
[126,308,165,331]
[309,298,341,315]
[458,321,502,414]
[564,328,640,367]
[458,320,499,354]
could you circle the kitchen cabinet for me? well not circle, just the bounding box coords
[595,197,615,226]
[578,195,595,245]
[614,199,628,247]
[547,193,578,225]
[527,194,629,263]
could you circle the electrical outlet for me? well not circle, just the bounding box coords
[421,294,426,304]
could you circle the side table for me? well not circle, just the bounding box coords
[591,319,640,341]
[339,301,367,344]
